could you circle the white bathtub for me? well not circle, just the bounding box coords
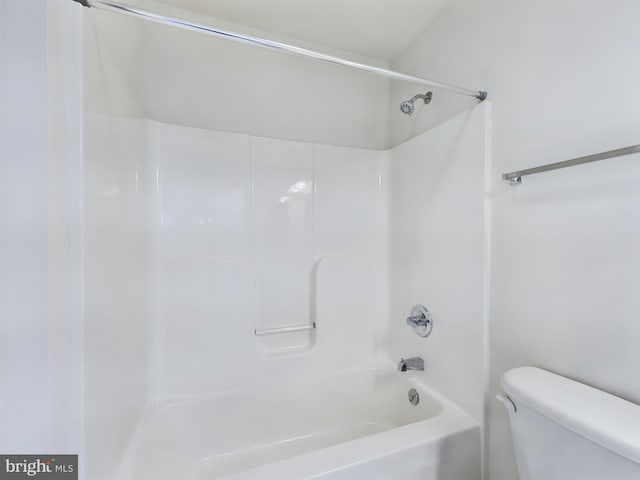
[117,369,481,480]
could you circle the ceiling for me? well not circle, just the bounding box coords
[152,0,452,61]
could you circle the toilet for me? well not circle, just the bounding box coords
[498,367,640,480]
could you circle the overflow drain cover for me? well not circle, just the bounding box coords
[408,388,420,406]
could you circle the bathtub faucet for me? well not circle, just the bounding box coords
[397,357,424,372]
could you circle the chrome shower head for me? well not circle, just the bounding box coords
[400,101,415,115]
[400,91,432,116]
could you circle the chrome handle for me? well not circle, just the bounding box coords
[406,314,429,327]
[406,305,433,337]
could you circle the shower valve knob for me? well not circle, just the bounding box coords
[406,305,433,337]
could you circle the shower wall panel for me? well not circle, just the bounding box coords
[147,122,253,394]
[389,103,488,425]
[84,114,149,480]
[251,138,314,352]
[145,121,389,398]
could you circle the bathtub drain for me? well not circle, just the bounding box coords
[408,388,420,406]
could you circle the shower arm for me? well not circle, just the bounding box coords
[409,93,432,104]
[71,0,488,101]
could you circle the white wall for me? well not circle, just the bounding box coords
[84,4,142,118]
[82,1,391,150]
[390,1,640,479]
[389,103,489,425]
[138,21,390,149]
[0,0,84,456]
[0,0,50,451]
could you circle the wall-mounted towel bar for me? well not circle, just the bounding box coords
[254,323,316,336]
[503,144,640,185]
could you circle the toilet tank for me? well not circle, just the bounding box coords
[499,367,640,480]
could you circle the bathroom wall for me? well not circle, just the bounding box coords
[389,102,489,425]
[389,1,640,478]
[0,0,51,452]
[91,0,390,150]
[84,4,142,118]
[84,1,391,149]
[0,0,84,455]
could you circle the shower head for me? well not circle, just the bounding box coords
[400,101,415,115]
[400,91,432,116]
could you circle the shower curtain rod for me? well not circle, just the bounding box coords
[72,0,488,100]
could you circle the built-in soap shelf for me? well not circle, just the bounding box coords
[254,322,316,336]
[254,322,317,354]
[254,323,316,355]
[253,254,384,356]
[252,256,325,356]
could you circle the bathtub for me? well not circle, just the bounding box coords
[117,369,481,480]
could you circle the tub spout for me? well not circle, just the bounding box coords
[397,357,424,372]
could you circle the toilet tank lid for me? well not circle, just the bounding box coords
[502,367,640,464]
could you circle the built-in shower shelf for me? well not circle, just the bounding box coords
[254,323,316,336]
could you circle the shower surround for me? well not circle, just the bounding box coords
[82,3,489,479]
[86,115,388,477]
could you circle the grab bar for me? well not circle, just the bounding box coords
[502,144,640,185]
[254,322,316,336]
